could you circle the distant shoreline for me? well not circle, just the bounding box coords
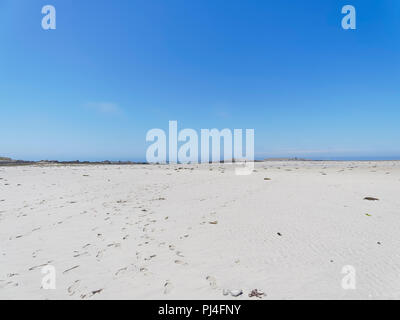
[2,158,400,167]
[0,159,149,167]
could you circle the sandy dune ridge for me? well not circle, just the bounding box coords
[1,161,400,299]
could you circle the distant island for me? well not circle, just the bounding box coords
[0,157,147,166]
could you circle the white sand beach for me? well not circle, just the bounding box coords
[1,161,400,300]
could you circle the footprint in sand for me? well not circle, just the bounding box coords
[67,280,81,296]
[174,260,187,265]
[114,267,128,276]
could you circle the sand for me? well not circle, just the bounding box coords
[1,161,400,299]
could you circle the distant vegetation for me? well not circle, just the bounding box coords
[0,156,12,161]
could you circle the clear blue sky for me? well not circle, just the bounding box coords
[1,0,399,161]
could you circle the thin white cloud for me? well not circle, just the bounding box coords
[84,102,122,114]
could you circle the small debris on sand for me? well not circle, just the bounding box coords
[206,276,217,289]
[63,265,80,274]
[248,289,265,298]
[209,221,218,225]
[163,281,173,294]
[91,289,103,295]
[364,197,379,201]
[229,289,243,297]
[264,178,271,181]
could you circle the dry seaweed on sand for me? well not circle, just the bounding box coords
[364,197,379,201]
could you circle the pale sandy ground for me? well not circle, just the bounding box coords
[1,161,400,300]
